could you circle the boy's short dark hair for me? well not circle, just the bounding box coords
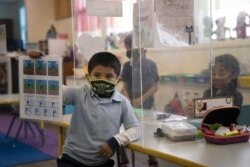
[88,52,121,76]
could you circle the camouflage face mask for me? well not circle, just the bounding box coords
[89,78,118,98]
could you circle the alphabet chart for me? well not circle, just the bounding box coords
[19,56,63,121]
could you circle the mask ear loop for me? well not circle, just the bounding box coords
[85,74,90,83]
[113,77,121,85]
[86,74,96,87]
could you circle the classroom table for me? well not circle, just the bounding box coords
[57,112,250,167]
[0,94,19,105]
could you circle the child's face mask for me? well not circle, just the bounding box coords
[89,78,118,98]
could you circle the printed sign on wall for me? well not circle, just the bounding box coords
[133,0,154,47]
[155,0,194,46]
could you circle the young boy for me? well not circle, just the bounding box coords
[28,51,141,167]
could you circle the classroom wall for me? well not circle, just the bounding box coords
[0,1,21,39]
[25,0,55,42]
[54,18,73,42]
[111,38,250,76]
[25,0,73,43]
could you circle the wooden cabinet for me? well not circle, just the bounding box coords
[63,60,74,84]
[55,0,72,20]
[0,19,13,40]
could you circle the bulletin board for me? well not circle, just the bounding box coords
[19,56,63,121]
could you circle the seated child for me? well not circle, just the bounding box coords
[186,53,243,118]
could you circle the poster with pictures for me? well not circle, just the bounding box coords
[19,56,63,122]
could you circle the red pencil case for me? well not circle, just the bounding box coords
[201,106,250,144]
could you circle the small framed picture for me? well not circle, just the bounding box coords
[194,96,233,118]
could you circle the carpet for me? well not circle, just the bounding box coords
[0,115,58,166]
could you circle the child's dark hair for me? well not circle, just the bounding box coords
[215,53,240,87]
[88,52,121,76]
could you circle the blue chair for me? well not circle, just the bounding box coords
[63,104,74,114]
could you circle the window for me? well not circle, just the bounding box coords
[19,5,26,49]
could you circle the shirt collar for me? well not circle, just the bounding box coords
[112,91,123,102]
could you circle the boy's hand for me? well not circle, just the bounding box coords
[100,143,113,158]
[27,50,44,59]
